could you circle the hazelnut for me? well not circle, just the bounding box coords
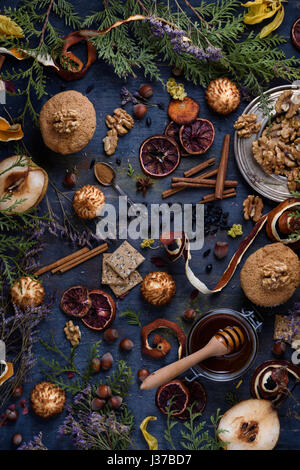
[182,308,196,322]
[63,171,77,188]
[91,397,106,411]
[96,384,112,399]
[214,241,229,259]
[108,396,123,409]
[11,433,23,446]
[101,352,113,371]
[120,338,134,351]
[91,357,101,373]
[133,103,147,119]
[104,328,119,342]
[138,84,154,99]
[272,341,286,358]
[137,369,150,382]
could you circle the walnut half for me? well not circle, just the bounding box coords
[103,108,134,155]
[261,262,289,290]
[52,109,80,134]
[234,113,261,138]
[243,195,264,222]
[64,320,81,346]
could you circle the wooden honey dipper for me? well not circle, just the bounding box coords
[140,326,244,391]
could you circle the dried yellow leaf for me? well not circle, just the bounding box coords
[140,416,158,450]
[259,4,284,38]
[0,15,24,38]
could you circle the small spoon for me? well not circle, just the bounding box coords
[94,162,138,210]
[140,326,245,391]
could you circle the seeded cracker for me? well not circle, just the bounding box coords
[109,271,143,297]
[102,254,125,286]
[106,241,145,279]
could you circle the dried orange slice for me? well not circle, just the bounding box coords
[168,97,199,125]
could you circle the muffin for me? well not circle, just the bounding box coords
[39,90,96,154]
[240,243,300,307]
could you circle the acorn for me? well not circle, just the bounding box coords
[108,396,123,409]
[104,328,119,342]
[214,241,229,260]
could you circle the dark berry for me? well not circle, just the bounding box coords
[206,264,212,273]
[146,117,152,127]
[203,249,211,258]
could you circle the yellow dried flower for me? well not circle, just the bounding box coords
[228,224,243,238]
[166,78,187,101]
[141,238,154,249]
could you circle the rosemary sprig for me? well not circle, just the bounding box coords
[119,308,142,327]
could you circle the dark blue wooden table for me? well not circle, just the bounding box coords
[1,0,300,451]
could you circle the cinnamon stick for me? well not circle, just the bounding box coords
[172,177,238,186]
[199,189,236,204]
[183,157,216,177]
[171,180,238,189]
[161,168,218,199]
[215,134,231,200]
[34,247,90,275]
[52,243,108,274]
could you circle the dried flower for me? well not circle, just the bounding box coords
[18,432,47,450]
[228,224,243,238]
[145,16,222,62]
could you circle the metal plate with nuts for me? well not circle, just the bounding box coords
[234,82,300,202]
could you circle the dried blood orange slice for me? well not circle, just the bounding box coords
[179,118,215,155]
[168,97,199,125]
[60,286,91,317]
[139,135,180,178]
[165,121,189,156]
[155,379,190,417]
[81,289,116,331]
[179,380,207,419]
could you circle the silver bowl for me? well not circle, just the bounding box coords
[234,81,300,202]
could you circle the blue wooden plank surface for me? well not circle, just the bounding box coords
[0,0,300,451]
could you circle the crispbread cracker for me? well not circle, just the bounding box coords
[108,270,143,297]
[102,254,126,286]
[106,241,145,279]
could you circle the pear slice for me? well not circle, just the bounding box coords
[0,155,48,213]
[218,398,280,450]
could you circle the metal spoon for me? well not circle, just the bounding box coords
[94,161,137,209]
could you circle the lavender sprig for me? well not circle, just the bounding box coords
[58,376,134,450]
[18,432,48,450]
[0,300,53,410]
[145,16,222,62]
